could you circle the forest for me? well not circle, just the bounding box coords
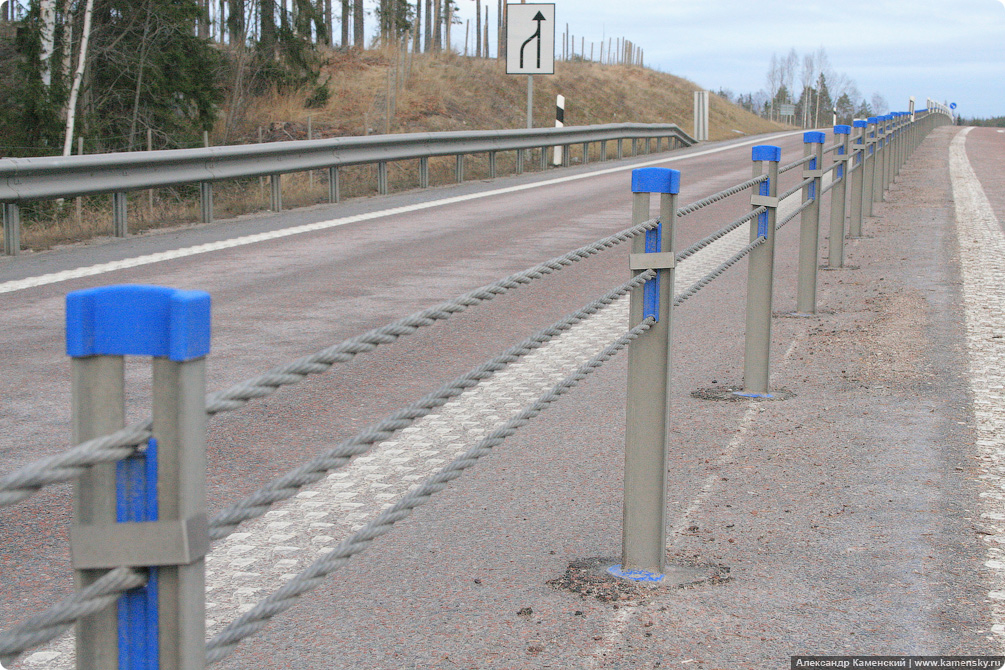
[0,0,473,157]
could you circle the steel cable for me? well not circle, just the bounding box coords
[675,207,765,264]
[0,220,658,510]
[207,271,656,540]
[778,176,814,203]
[672,237,766,307]
[775,198,814,231]
[0,567,147,662]
[779,153,814,174]
[676,174,768,218]
[204,317,655,663]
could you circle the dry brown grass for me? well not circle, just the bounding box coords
[10,49,785,253]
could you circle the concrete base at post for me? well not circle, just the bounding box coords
[545,557,727,601]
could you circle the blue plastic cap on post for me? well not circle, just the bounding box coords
[751,145,781,162]
[833,125,851,135]
[67,285,211,361]
[867,117,879,124]
[853,120,867,128]
[803,132,825,144]
[631,167,681,194]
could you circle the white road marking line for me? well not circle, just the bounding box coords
[14,156,805,668]
[0,132,804,296]
[948,126,1005,645]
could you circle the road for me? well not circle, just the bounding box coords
[2,124,1001,667]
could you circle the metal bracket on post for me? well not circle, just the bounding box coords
[619,166,680,582]
[795,132,825,315]
[66,284,211,670]
[740,145,781,398]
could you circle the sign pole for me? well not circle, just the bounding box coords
[527,75,533,128]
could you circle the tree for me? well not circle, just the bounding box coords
[871,92,888,115]
[835,92,854,125]
[765,53,780,121]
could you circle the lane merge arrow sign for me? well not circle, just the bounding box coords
[506,3,555,75]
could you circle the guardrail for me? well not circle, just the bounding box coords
[0,106,952,668]
[0,122,696,256]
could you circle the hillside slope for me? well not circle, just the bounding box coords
[228,49,783,144]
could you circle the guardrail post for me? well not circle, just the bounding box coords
[515,149,524,175]
[455,155,464,183]
[849,120,867,238]
[600,140,608,162]
[623,166,680,577]
[617,138,624,160]
[113,193,128,237]
[742,145,780,396]
[378,161,389,195]
[270,174,282,211]
[581,142,589,165]
[199,182,213,224]
[875,115,888,202]
[3,203,20,256]
[419,157,430,188]
[328,166,340,203]
[827,126,851,269]
[540,146,548,170]
[864,117,878,217]
[796,132,825,315]
[489,151,497,177]
[67,285,210,670]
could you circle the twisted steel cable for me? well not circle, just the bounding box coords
[201,216,654,416]
[676,175,767,218]
[779,153,815,174]
[675,207,765,264]
[0,421,152,508]
[778,176,814,202]
[207,271,655,540]
[672,237,766,308]
[204,318,655,663]
[0,567,146,662]
[775,198,815,231]
[0,220,657,510]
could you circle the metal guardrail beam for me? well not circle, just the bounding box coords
[0,123,696,203]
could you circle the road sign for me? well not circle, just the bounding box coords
[506,3,555,75]
[950,102,957,110]
[779,103,796,117]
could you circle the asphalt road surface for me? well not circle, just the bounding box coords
[2,124,1002,668]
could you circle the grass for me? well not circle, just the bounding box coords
[6,48,786,253]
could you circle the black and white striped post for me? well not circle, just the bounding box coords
[552,94,565,166]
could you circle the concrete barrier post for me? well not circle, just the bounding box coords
[67,285,211,670]
[623,166,680,577]
[827,126,851,269]
[743,145,781,395]
[876,115,888,202]
[796,132,825,315]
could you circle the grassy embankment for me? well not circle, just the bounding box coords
[12,49,785,252]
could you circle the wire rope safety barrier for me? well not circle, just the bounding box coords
[0,105,953,667]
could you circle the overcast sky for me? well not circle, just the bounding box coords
[439,0,1005,118]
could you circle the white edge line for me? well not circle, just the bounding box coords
[0,131,804,296]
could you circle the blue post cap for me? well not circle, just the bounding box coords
[833,125,851,135]
[853,120,867,128]
[751,145,781,162]
[67,285,211,361]
[631,167,681,194]
[867,117,879,124]
[803,131,825,144]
